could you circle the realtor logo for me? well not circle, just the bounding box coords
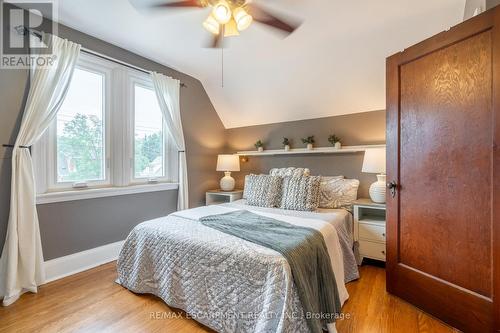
[1,0,58,68]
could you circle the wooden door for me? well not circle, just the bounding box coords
[386,8,500,333]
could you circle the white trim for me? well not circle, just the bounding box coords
[111,67,129,187]
[36,182,179,204]
[44,240,125,283]
[32,52,180,195]
[128,72,176,184]
[49,55,114,191]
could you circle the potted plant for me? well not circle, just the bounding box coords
[301,136,315,150]
[282,137,291,151]
[328,134,342,149]
[254,140,264,152]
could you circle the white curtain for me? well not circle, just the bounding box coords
[0,33,81,306]
[151,72,189,210]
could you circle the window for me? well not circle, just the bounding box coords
[34,53,178,196]
[133,84,164,180]
[56,68,106,183]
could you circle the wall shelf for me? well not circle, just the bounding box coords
[236,144,386,156]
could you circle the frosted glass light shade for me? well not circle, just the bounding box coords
[216,154,240,172]
[203,14,220,35]
[213,1,231,24]
[362,148,386,174]
[233,7,253,31]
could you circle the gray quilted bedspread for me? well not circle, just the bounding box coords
[223,201,359,283]
[117,203,355,333]
[200,210,341,333]
[117,214,311,332]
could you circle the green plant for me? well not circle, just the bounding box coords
[282,137,290,146]
[301,136,315,144]
[328,134,341,145]
[254,140,264,148]
[57,114,103,181]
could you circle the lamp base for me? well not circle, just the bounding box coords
[369,174,386,203]
[220,171,235,191]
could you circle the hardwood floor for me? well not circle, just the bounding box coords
[336,264,459,333]
[0,262,458,333]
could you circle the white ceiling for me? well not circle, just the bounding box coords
[54,0,465,128]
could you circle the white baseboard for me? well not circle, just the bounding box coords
[44,240,125,283]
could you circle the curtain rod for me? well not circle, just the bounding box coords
[15,26,187,88]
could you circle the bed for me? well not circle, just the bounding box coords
[117,199,359,333]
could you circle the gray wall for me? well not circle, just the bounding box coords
[0,17,225,259]
[55,24,226,208]
[38,191,177,260]
[0,9,386,261]
[488,0,500,9]
[463,0,500,19]
[464,0,486,20]
[226,111,386,198]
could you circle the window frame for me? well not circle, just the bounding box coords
[37,54,113,192]
[128,73,171,185]
[33,52,179,198]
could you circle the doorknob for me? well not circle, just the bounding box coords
[387,181,398,198]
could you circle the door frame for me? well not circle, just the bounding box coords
[386,8,500,332]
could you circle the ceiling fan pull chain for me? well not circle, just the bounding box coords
[221,30,224,88]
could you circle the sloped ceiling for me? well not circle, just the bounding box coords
[54,0,465,128]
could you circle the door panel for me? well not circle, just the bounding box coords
[386,9,499,333]
[399,31,492,297]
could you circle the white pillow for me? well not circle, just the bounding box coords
[319,177,359,209]
[269,167,310,177]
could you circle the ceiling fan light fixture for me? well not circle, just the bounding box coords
[224,18,240,37]
[203,13,220,35]
[233,7,252,31]
[212,0,232,24]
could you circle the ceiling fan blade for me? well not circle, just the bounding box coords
[247,3,301,34]
[152,0,203,8]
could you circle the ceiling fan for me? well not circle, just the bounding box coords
[138,0,302,47]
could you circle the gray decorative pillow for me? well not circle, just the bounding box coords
[318,176,344,207]
[243,174,283,208]
[280,176,321,211]
[269,167,310,177]
[319,177,360,209]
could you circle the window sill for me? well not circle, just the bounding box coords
[36,183,179,205]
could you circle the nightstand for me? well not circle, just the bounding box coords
[353,199,386,263]
[205,189,243,206]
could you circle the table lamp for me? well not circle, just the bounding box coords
[216,154,240,191]
[362,148,387,203]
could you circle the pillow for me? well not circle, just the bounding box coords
[243,174,283,208]
[319,175,344,206]
[280,176,321,211]
[269,167,310,177]
[319,177,360,209]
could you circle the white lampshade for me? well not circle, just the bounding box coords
[362,148,386,174]
[216,154,240,172]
